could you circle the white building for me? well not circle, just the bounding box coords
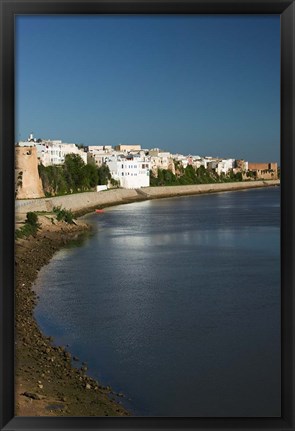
[149,149,175,175]
[106,155,150,189]
[216,159,236,176]
[190,156,202,169]
[36,142,87,166]
[17,135,87,166]
[172,154,189,169]
[87,146,114,166]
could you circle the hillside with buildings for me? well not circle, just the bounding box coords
[15,133,279,199]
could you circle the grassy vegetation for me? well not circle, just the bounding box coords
[15,207,76,239]
[53,206,75,224]
[15,212,41,239]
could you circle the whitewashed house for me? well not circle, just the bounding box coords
[149,149,175,175]
[87,146,114,166]
[18,135,87,166]
[216,159,236,176]
[36,142,87,166]
[106,155,150,189]
[172,154,189,169]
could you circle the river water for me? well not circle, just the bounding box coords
[33,187,281,417]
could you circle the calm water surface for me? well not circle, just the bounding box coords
[33,187,281,416]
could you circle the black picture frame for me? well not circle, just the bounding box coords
[1,0,294,430]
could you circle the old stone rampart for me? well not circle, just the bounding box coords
[15,189,139,214]
[142,180,280,198]
[15,180,280,216]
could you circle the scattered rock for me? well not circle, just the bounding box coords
[22,392,45,401]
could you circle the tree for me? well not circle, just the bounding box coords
[184,165,197,184]
[150,170,159,186]
[63,154,85,191]
[81,164,99,189]
[97,164,111,185]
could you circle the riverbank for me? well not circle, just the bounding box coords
[15,180,280,218]
[15,215,130,416]
[14,180,280,416]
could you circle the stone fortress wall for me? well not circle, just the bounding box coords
[15,180,280,216]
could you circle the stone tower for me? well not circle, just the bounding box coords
[15,146,45,199]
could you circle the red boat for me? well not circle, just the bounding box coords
[95,209,104,214]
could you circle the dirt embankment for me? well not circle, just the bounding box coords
[15,216,130,417]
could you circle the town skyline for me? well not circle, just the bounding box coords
[17,131,279,164]
[15,133,278,200]
[16,15,280,162]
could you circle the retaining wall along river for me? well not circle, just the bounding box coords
[15,180,280,215]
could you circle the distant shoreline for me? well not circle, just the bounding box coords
[15,180,280,218]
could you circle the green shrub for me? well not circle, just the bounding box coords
[26,211,39,227]
[53,206,74,224]
[15,212,40,239]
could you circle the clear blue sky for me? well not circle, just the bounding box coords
[15,15,280,162]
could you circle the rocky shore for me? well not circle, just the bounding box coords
[15,215,130,416]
